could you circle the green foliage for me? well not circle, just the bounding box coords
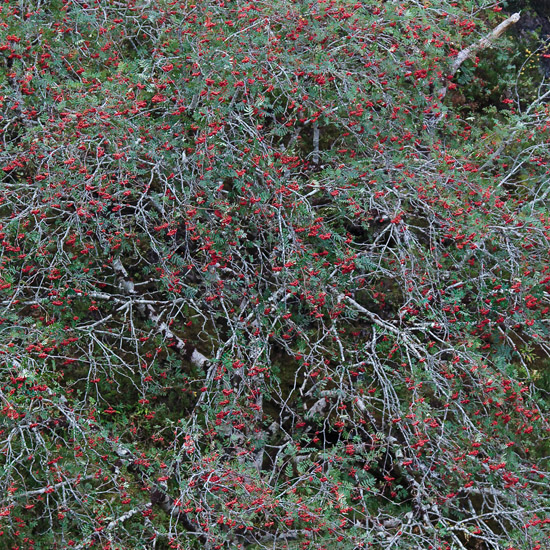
[0,1,548,550]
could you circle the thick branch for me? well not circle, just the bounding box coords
[112,257,209,369]
[439,13,520,100]
[450,13,520,76]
